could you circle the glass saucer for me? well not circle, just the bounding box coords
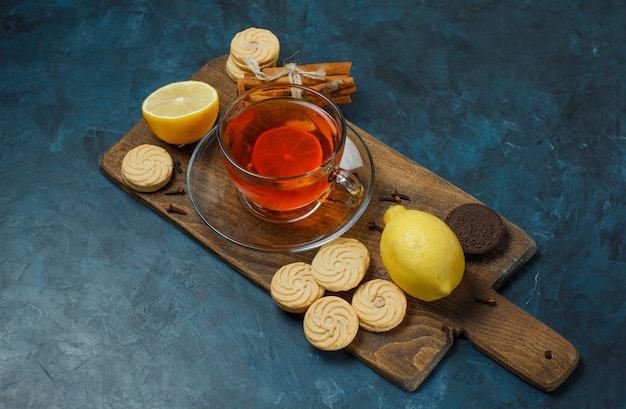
[187,125,375,252]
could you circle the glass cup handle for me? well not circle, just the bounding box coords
[321,168,364,207]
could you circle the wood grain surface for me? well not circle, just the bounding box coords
[99,55,578,392]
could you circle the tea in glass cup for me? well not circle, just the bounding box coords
[218,84,364,223]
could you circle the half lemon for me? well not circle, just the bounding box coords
[141,80,219,146]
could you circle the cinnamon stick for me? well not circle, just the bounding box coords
[259,61,352,77]
[235,61,355,104]
[239,73,353,89]
[311,80,356,95]
[247,92,353,105]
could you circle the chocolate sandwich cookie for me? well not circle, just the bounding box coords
[445,203,505,257]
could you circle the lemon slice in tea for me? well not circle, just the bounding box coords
[251,126,324,177]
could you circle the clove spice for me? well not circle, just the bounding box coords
[165,203,187,215]
[174,160,183,175]
[367,221,384,233]
[390,188,411,201]
[380,188,411,203]
[164,187,185,195]
[475,296,497,306]
[380,195,401,203]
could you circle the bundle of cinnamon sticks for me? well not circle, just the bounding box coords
[236,61,356,104]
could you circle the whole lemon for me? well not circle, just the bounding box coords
[380,205,465,302]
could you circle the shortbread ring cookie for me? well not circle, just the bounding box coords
[121,144,173,192]
[225,54,249,82]
[303,296,359,351]
[270,262,325,313]
[311,237,370,292]
[226,27,280,80]
[230,27,280,68]
[352,279,407,332]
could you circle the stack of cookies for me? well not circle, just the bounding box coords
[225,27,280,81]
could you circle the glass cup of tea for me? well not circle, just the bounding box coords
[218,83,365,223]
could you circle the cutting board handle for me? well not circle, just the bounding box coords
[461,293,579,391]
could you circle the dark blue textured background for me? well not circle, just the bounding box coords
[1,1,624,408]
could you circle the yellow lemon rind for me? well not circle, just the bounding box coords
[381,205,465,302]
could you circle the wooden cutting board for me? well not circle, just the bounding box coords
[99,55,578,392]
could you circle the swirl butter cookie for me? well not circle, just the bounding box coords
[303,296,359,351]
[311,238,370,292]
[121,144,173,192]
[270,262,325,313]
[225,55,249,82]
[226,27,280,80]
[352,279,407,332]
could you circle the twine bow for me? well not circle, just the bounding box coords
[243,55,326,98]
